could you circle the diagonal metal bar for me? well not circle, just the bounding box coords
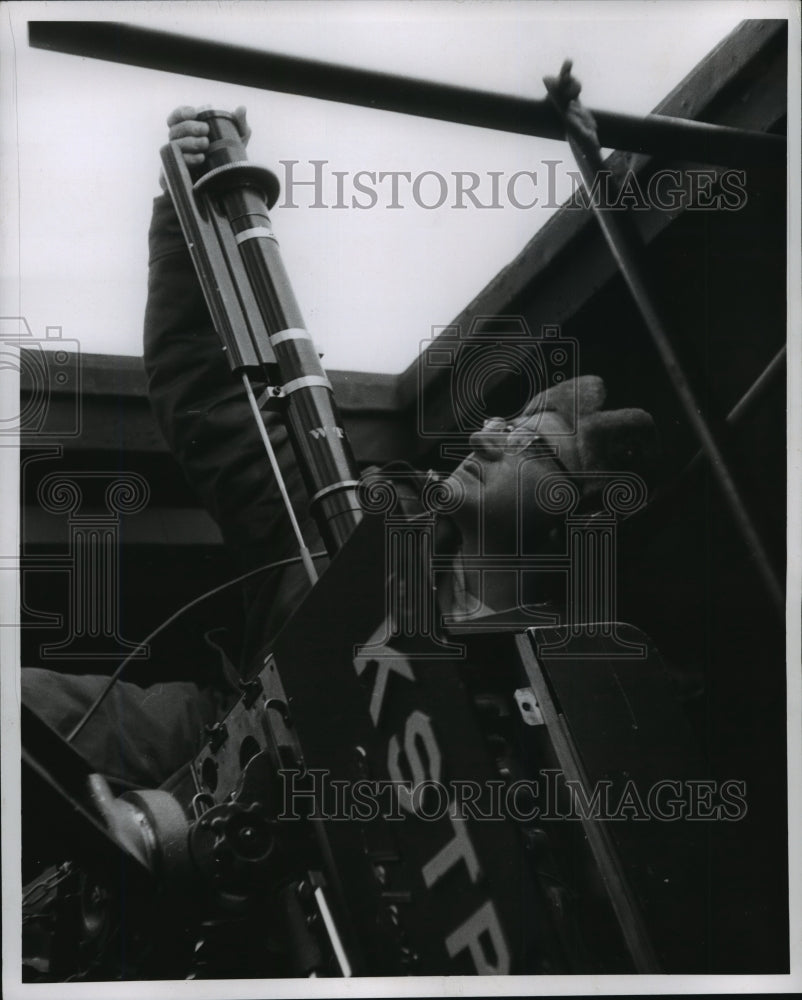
[683,346,786,478]
[544,71,784,616]
[27,20,785,167]
[622,346,786,549]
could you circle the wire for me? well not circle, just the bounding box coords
[65,550,327,745]
[242,373,319,586]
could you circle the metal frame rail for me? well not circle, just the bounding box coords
[28,20,785,167]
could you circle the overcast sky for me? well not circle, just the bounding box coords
[0,1,774,373]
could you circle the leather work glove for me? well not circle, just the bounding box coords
[521,374,659,497]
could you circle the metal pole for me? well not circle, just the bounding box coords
[544,70,784,616]
[27,21,785,167]
[683,346,786,477]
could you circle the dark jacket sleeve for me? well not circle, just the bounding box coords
[143,193,326,667]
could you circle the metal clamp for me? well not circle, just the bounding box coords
[514,687,545,727]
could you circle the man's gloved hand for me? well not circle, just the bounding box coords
[159,105,251,191]
[521,374,658,493]
[543,59,600,151]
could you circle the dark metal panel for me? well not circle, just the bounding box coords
[518,626,710,972]
[19,351,403,412]
[23,506,224,547]
[258,513,531,974]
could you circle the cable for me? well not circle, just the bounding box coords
[242,373,319,586]
[65,550,327,745]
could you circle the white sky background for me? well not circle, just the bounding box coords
[0,2,758,373]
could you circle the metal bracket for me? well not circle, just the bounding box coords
[514,687,545,727]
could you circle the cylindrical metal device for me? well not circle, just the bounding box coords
[195,110,363,555]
